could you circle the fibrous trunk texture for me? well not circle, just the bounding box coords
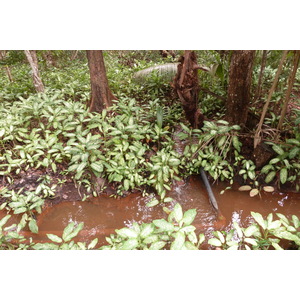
[24,50,45,93]
[226,50,255,127]
[173,50,204,128]
[86,50,116,113]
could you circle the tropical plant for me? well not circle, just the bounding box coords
[101,203,205,250]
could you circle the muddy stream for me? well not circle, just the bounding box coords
[2,175,300,249]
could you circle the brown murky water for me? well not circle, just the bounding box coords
[1,175,300,248]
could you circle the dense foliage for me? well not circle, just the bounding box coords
[0,50,299,249]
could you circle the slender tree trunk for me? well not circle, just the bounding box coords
[42,50,57,68]
[275,50,300,141]
[254,50,288,148]
[24,50,45,93]
[226,50,255,127]
[71,50,79,60]
[0,51,13,82]
[86,50,116,113]
[254,50,268,101]
[172,50,204,128]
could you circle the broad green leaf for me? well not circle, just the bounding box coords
[265,171,276,183]
[269,158,281,165]
[261,164,274,174]
[286,226,297,232]
[140,223,155,239]
[244,238,258,246]
[90,162,103,173]
[77,162,86,173]
[0,128,5,137]
[232,136,241,152]
[123,179,130,191]
[182,209,197,226]
[272,242,284,250]
[251,212,266,230]
[13,207,27,214]
[146,199,159,207]
[0,215,11,228]
[227,244,239,250]
[187,231,197,244]
[153,219,175,232]
[292,215,300,228]
[62,222,76,241]
[217,136,227,148]
[244,225,259,237]
[238,185,252,191]
[263,186,275,193]
[288,147,300,159]
[280,168,288,184]
[276,213,289,226]
[267,220,281,230]
[273,231,300,243]
[63,224,84,241]
[163,197,174,203]
[116,228,138,239]
[113,174,123,182]
[198,233,205,245]
[215,231,225,244]
[179,225,196,233]
[168,158,180,166]
[249,189,259,197]
[286,138,300,146]
[233,222,244,238]
[170,231,185,250]
[29,219,39,234]
[143,234,159,244]
[88,238,98,249]
[208,238,222,247]
[33,243,59,250]
[47,234,63,243]
[149,241,166,250]
[184,241,198,250]
[173,203,183,223]
[267,213,273,225]
[272,144,284,155]
[119,238,139,250]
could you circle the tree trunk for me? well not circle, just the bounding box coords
[254,50,288,148]
[0,51,13,82]
[172,50,204,128]
[226,50,255,127]
[24,50,45,93]
[86,50,116,113]
[42,50,57,68]
[254,50,268,101]
[71,50,78,60]
[275,50,300,141]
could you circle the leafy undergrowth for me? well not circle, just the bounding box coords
[1,50,300,249]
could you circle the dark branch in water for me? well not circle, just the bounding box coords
[200,167,219,211]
